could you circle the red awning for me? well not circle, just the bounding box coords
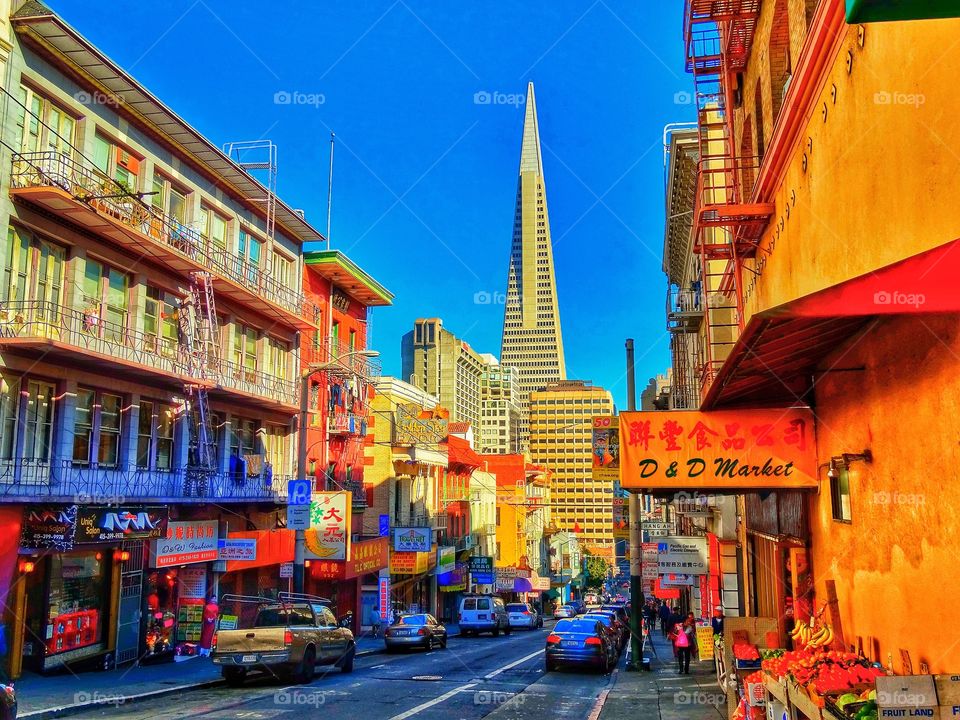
[224,529,293,573]
[445,435,482,469]
[703,240,960,410]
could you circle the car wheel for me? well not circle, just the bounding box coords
[503,623,512,636]
[222,667,246,687]
[440,635,447,649]
[340,645,355,673]
[294,647,316,684]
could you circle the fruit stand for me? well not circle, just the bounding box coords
[721,617,781,720]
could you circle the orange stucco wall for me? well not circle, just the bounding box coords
[741,12,960,319]
[810,313,960,672]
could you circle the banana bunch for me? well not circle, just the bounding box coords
[790,619,834,649]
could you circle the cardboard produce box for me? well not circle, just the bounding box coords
[877,676,939,720]
[935,676,960,709]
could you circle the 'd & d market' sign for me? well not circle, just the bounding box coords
[618,409,817,490]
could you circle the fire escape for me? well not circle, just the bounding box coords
[180,272,221,496]
[684,0,774,400]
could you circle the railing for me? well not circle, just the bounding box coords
[10,151,316,324]
[217,355,299,406]
[0,459,281,502]
[327,411,366,435]
[0,300,187,375]
[0,301,299,406]
[301,337,381,379]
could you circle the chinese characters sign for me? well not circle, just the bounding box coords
[304,491,351,560]
[656,537,708,575]
[312,537,389,580]
[592,416,620,481]
[619,409,817,490]
[151,520,219,567]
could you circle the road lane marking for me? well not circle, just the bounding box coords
[483,648,545,679]
[386,682,478,720]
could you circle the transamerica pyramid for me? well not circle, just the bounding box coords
[500,82,566,449]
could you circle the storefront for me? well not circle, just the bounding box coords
[16,504,168,675]
[309,536,389,631]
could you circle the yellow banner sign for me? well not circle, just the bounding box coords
[619,409,817,490]
[592,416,620,481]
[390,551,427,575]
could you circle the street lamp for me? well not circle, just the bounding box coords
[293,349,380,594]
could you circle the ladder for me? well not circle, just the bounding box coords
[180,272,220,497]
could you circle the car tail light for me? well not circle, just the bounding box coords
[585,637,603,646]
[522,610,529,615]
[211,633,218,650]
[417,628,427,636]
[284,629,293,645]
[546,634,561,644]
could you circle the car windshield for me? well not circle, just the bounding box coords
[554,619,600,634]
[399,615,428,625]
[506,604,528,612]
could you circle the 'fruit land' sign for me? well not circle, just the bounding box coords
[618,409,816,491]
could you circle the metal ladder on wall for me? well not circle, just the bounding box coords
[181,271,221,497]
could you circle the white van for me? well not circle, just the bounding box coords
[458,595,511,637]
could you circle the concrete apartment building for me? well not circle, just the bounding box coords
[478,353,523,455]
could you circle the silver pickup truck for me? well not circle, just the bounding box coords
[212,599,355,686]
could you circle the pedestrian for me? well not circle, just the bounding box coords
[668,612,696,674]
[711,607,724,636]
[658,601,672,636]
[370,607,382,639]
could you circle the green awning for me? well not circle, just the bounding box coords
[543,589,561,599]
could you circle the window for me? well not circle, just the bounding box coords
[92,134,141,191]
[830,465,852,522]
[349,329,356,354]
[23,380,55,461]
[137,401,175,470]
[74,389,122,466]
[230,418,259,458]
[271,250,292,287]
[263,424,289,476]
[151,175,188,224]
[2,227,64,315]
[0,375,19,460]
[233,324,258,380]
[265,337,289,379]
[331,321,340,352]
[82,259,130,343]
[237,229,263,284]
[143,286,178,358]
[199,205,229,251]
[15,86,75,156]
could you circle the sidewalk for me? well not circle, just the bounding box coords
[597,628,726,720]
[17,630,395,720]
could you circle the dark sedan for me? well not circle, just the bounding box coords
[545,618,615,673]
[384,614,447,652]
[582,611,626,651]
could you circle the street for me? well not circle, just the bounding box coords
[60,624,616,720]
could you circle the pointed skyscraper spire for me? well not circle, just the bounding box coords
[500,82,566,450]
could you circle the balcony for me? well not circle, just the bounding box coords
[0,300,207,388]
[667,286,705,333]
[302,337,381,380]
[9,151,317,330]
[0,459,285,503]
[0,301,298,410]
[327,411,367,436]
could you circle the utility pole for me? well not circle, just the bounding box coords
[626,338,644,670]
[293,374,310,594]
[326,132,335,250]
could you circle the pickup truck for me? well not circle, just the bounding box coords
[212,601,355,685]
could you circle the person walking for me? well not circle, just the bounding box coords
[669,612,696,674]
[370,607,383,639]
[658,601,672,636]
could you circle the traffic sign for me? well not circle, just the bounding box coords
[287,479,311,506]
[287,504,310,530]
[280,562,293,578]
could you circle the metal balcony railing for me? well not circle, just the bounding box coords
[10,151,317,324]
[327,411,367,435]
[0,459,282,502]
[302,337,380,379]
[0,301,299,407]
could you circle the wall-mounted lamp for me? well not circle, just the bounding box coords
[827,449,873,479]
[113,550,131,562]
[18,560,35,574]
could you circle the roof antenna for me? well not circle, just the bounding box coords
[326,132,335,250]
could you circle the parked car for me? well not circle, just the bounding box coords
[458,595,511,637]
[506,602,542,629]
[212,598,355,686]
[545,618,616,673]
[384,614,447,652]
[582,611,626,650]
[553,604,576,619]
[600,604,630,630]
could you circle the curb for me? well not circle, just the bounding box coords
[20,646,386,720]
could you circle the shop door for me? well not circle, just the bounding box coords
[115,540,144,665]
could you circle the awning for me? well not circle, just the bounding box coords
[224,529,293,573]
[703,239,960,409]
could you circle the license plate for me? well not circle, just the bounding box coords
[395,630,409,636]
[562,640,579,647]
[241,654,257,663]
[478,614,487,619]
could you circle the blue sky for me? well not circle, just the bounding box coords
[49,0,695,408]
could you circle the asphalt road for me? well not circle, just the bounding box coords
[61,620,620,720]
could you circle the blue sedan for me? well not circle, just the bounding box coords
[545,618,615,673]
